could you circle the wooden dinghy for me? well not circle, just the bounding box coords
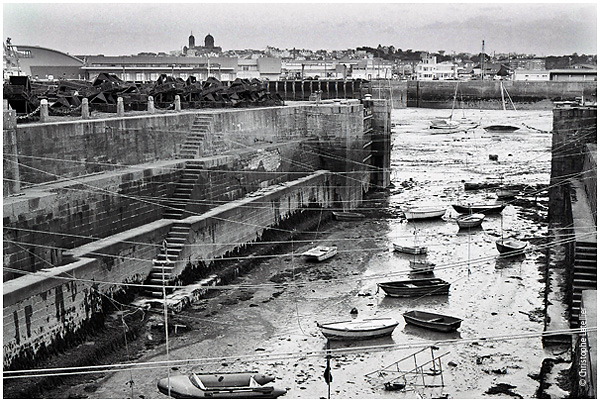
[302,246,338,262]
[377,278,451,298]
[317,317,399,340]
[451,203,506,215]
[408,260,436,274]
[402,206,447,220]
[456,213,485,229]
[402,310,463,332]
[496,238,528,255]
[394,243,427,255]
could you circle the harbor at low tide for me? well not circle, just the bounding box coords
[63,108,556,399]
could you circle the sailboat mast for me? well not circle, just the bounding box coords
[481,40,485,80]
[500,81,506,111]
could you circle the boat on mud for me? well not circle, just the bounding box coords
[377,278,451,298]
[456,213,485,229]
[302,245,337,262]
[483,124,521,133]
[451,203,506,215]
[496,188,519,200]
[157,372,287,399]
[496,238,529,255]
[332,211,365,221]
[394,243,427,255]
[317,317,399,340]
[408,260,436,274]
[402,206,447,220]
[402,310,463,332]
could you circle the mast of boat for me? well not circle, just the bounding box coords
[500,81,506,111]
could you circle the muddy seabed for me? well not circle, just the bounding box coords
[80,109,556,399]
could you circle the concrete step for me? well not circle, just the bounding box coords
[573,272,597,281]
[573,279,597,288]
[163,213,183,220]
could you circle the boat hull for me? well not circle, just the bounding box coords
[452,204,506,214]
[409,260,435,274]
[484,125,520,133]
[378,279,450,298]
[393,243,427,255]
[302,246,337,261]
[402,311,462,332]
[496,239,528,255]
[403,207,446,220]
[317,318,399,340]
[456,213,485,229]
[332,211,365,221]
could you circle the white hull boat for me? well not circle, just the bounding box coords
[302,246,337,261]
[403,206,446,220]
[317,317,399,340]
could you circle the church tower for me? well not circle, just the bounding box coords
[189,31,195,49]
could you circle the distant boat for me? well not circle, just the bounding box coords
[483,124,521,133]
[332,211,365,221]
[394,243,427,255]
[496,189,519,200]
[317,317,399,340]
[409,260,436,274]
[451,203,506,215]
[377,278,451,298]
[157,372,286,399]
[402,310,463,332]
[496,238,528,255]
[403,206,447,220]
[302,246,337,262]
[456,213,485,229]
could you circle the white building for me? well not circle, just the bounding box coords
[513,70,550,81]
[415,55,458,80]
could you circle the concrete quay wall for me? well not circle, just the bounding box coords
[2,171,331,370]
[363,80,597,110]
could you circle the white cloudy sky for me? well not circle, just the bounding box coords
[3,2,597,56]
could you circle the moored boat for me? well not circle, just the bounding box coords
[302,246,337,262]
[451,203,506,215]
[402,206,447,220]
[317,317,399,340]
[409,260,436,274]
[402,310,463,332]
[157,372,286,399]
[456,213,485,229]
[496,189,519,200]
[496,238,528,255]
[483,124,521,133]
[393,243,427,255]
[332,211,365,221]
[377,278,451,298]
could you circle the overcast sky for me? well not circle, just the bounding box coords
[3,2,597,57]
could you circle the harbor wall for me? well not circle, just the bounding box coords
[3,172,332,370]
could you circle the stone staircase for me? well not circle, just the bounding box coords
[163,161,205,219]
[178,115,214,159]
[145,222,191,298]
[570,241,597,327]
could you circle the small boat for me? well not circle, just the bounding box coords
[451,203,506,215]
[496,238,528,255]
[377,278,451,298]
[157,372,286,399]
[402,206,446,220]
[409,260,436,274]
[456,213,485,229]
[332,211,365,221]
[483,124,521,133]
[496,189,519,200]
[317,317,399,340]
[430,119,460,130]
[393,243,427,255]
[302,246,337,262]
[402,310,463,332]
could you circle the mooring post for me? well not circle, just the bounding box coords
[39,99,49,123]
[81,98,90,119]
[3,107,20,196]
[117,97,125,117]
[148,96,155,114]
[174,95,181,112]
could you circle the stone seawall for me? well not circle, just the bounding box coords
[3,171,332,370]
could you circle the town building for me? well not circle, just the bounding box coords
[549,69,597,81]
[513,69,551,81]
[3,43,84,80]
[415,55,458,80]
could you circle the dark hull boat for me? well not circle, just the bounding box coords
[377,278,450,298]
[332,211,365,221]
[402,310,463,332]
[452,203,506,215]
[483,124,520,133]
[496,238,528,255]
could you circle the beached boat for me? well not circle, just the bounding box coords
[157,372,286,399]
[302,246,337,262]
[496,189,519,200]
[402,206,447,220]
[456,213,485,229]
[409,260,436,274]
[377,278,451,298]
[483,124,521,133]
[317,317,399,340]
[451,203,506,214]
[402,311,463,332]
[393,243,427,255]
[332,211,365,221]
[496,238,528,255]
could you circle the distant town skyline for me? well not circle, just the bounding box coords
[3,2,597,57]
